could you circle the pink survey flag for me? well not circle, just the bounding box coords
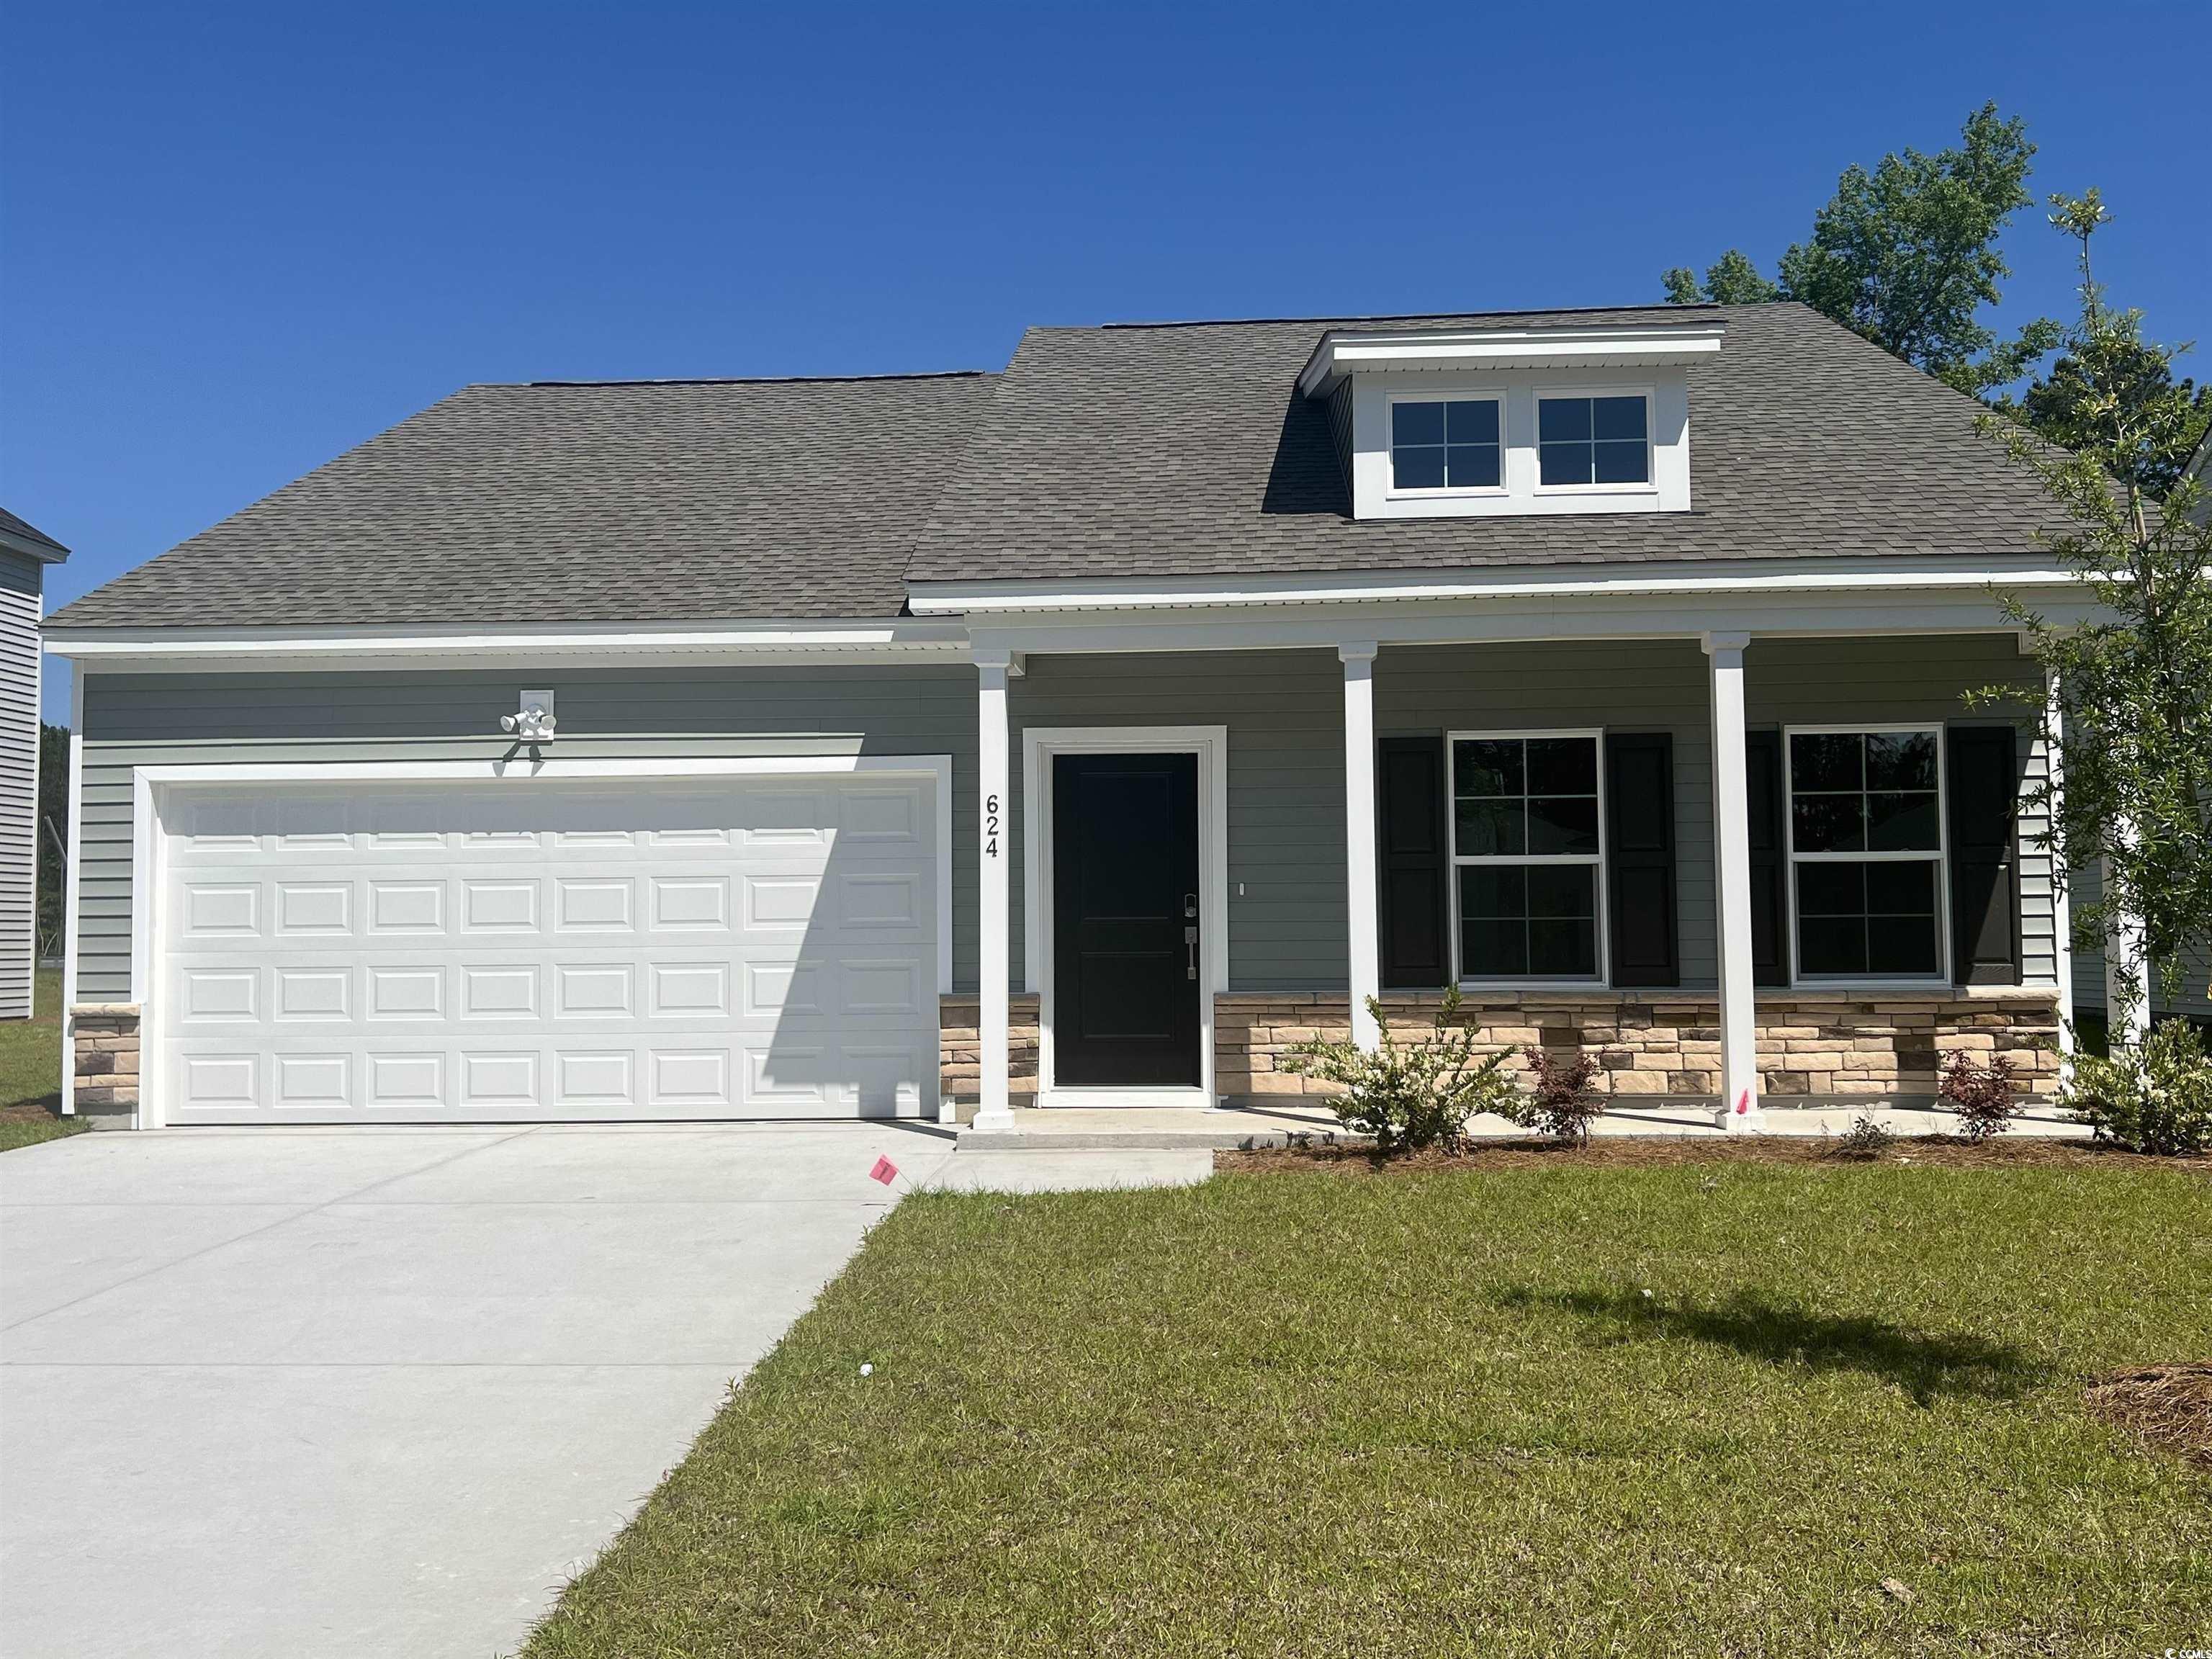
[868,1156,899,1186]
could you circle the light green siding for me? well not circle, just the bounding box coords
[75,665,980,1002]
[75,635,2064,1007]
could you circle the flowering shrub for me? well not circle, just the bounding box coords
[1285,989,1517,1154]
[2063,1017,2212,1156]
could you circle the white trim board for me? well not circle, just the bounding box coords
[1020,725,1230,1109]
[44,619,968,672]
[126,753,956,1130]
[910,553,2085,616]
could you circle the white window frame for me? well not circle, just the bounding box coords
[1383,390,1507,500]
[1447,727,1609,988]
[1533,386,1657,496]
[1783,722,1952,989]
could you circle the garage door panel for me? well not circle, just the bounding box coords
[156,775,939,1123]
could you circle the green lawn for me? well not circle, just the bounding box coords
[0,968,85,1152]
[526,1158,2211,1658]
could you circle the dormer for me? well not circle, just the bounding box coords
[1297,320,1725,521]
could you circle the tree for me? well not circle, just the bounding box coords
[2016,344,2211,498]
[1663,104,2060,398]
[1662,249,1779,307]
[1976,191,2212,1009]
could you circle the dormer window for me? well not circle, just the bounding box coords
[1390,397,1502,493]
[1297,320,1721,522]
[1537,394,1650,487]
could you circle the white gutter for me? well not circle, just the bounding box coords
[907,554,2084,616]
[42,616,970,670]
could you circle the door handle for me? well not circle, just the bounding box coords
[1185,924,1199,980]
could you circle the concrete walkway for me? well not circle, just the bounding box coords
[0,1123,1206,1659]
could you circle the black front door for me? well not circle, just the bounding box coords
[1052,752,1202,1087]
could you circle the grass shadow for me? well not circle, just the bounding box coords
[1499,1286,2052,1406]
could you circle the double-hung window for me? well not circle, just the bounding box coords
[1786,728,1947,980]
[1450,733,1604,980]
[1537,394,1650,486]
[1390,397,1502,492]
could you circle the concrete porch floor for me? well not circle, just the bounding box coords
[957,1100,2094,1150]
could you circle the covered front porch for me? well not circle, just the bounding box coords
[936,567,2098,1135]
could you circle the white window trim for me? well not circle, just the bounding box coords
[1383,390,1507,501]
[125,753,956,1130]
[1533,385,1658,497]
[1447,727,1610,989]
[1020,725,1229,1110]
[1782,722,1952,989]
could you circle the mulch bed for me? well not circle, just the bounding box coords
[1215,1136,2212,1175]
[0,1099,65,1128]
[2085,1362,2212,1467]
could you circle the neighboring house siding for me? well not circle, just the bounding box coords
[0,549,40,1018]
[73,665,980,1002]
[2068,858,2212,1022]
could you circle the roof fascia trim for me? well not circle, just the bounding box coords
[44,617,968,670]
[907,554,2080,616]
[0,526,70,564]
[1298,323,1727,399]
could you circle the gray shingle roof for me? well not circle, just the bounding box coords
[51,300,2066,631]
[906,301,2062,583]
[0,508,69,562]
[48,373,997,628]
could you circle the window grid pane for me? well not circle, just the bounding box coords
[1394,399,1500,492]
[1788,729,1944,978]
[1537,396,1648,487]
[1452,736,1603,979]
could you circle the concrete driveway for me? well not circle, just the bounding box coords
[0,1122,974,1659]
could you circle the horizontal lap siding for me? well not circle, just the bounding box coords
[1008,650,1344,992]
[1376,640,1717,986]
[0,554,39,1017]
[75,665,978,1002]
[1745,634,2056,989]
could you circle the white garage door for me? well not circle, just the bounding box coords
[154,772,941,1123]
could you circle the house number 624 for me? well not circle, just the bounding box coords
[984,794,1000,858]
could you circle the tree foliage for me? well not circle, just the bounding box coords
[1663,104,2059,397]
[1976,191,2212,1007]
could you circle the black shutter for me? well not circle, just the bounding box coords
[1745,729,1789,986]
[1378,736,1450,989]
[1604,732,1679,986]
[1947,724,2023,985]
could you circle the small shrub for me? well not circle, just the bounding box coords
[2062,1017,2212,1156]
[1940,1050,2022,1142]
[1513,1044,1604,1145]
[1285,988,1517,1154]
[1830,1112,1896,1160]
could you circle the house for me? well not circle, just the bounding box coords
[0,509,69,1020]
[42,301,2115,1130]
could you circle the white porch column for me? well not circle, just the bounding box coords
[1704,632,1763,1130]
[974,648,1015,1130]
[1341,642,1381,1050]
[2043,670,2076,1066]
[2103,842,2152,1048]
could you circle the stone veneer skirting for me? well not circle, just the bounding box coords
[1214,991,2062,1105]
[69,1004,142,1128]
[938,994,1042,1108]
[938,988,2061,1110]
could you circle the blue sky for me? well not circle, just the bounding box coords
[7,1,2208,721]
